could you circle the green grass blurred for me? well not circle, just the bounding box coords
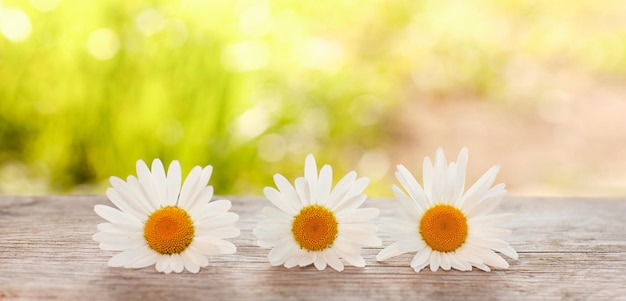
[1,0,626,196]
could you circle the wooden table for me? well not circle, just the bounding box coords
[1,196,625,300]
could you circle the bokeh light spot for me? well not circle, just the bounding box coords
[135,8,165,36]
[298,38,345,73]
[358,149,390,181]
[221,40,270,72]
[29,0,61,12]
[86,28,120,60]
[1,7,32,43]
[239,4,272,37]
[232,106,271,140]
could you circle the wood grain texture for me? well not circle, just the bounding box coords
[0,196,625,300]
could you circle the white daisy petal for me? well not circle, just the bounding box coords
[186,245,210,267]
[392,184,422,220]
[471,226,511,237]
[461,165,500,207]
[136,160,161,208]
[449,253,472,271]
[162,265,173,274]
[189,188,216,217]
[379,219,418,241]
[294,177,311,207]
[422,156,434,199]
[109,177,152,216]
[464,185,507,217]
[122,246,156,268]
[314,254,327,270]
[430,148,447,204]
[473,262,491,272]
[299,251,316,267]
[304,154,319,202]
[376,239,425,261]
[195,212,239,230]
[261,206,292,221]
[335,249,365,267]
[178,166,202,209]
[202,225,240,239]
[254,227,291,242]
[94,159,238,274]
[429,251,441,272]
[180,250,200,274]
[469,237,513,250]
[151,159,168,206]
[199,166,214,189]
[166,160,182,206]
[337,208,379,223]
[165,256,177,273]
[379,148,517,273]
[263,187,298,215]
[327,171,357,209]
[155,255,169,272]
[255,154,379,271]
[274,174,300,206]
[96,222,142,234]
[108,248,140,268]
[255,219,291,233]
[171,254,185,273]
[440,252,452,270]
[323,249,344,272]
[442,162,457,204]
[458,245,486,264]
[268,240,297,266]
[396,165,430,211]
[189,200,232,220]
[94,205,142,226]
[182,166,213,209]
[469,213,513,228]
[106,186,147,219]
[342,177,370,202]
[333,237,360,255]
[284,251,305,268]
[410,249,431,272]
[126,175,158,213]
[188,239,222,256]
[453,147,468,205]
[480,249,510,269]
[92,232,144,247]
[332,193,367,214]
[338,225,382,247]
[495,245,519,260]
[97,242,140,251]
[194,237,237,255]
[316,164,333,206]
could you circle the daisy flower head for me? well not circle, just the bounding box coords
[254,154,382,272]
[93,159,240,274]
[376,148,518,272]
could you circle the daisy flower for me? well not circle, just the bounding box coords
[93,159,240,274]
[254,154,381,272]
[376,148,518,272]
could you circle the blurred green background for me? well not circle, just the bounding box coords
[2,0,626,197]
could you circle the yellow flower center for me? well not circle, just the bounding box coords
[144,206,195,255]
[291,205,338,251]
[419,204,468,252]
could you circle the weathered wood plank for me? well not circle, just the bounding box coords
[0,196,625,300]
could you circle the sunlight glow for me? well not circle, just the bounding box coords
[1,7,32,42]
[29,0,61,12]
[87,28,120,60]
